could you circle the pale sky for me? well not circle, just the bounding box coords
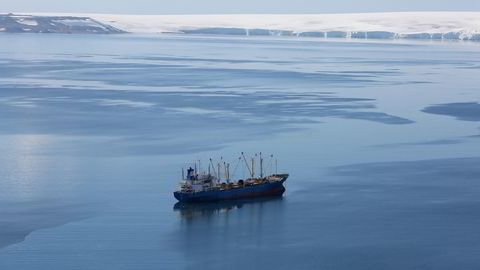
[3,0,480,15]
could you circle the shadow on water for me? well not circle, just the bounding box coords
[422,102,480,121]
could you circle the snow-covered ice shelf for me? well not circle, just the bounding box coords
[88,12,480,40]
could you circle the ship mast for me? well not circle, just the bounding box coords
[223,161,227,183]
[209,158,218,184]
[227,163,230,182]
[224,162,231,183]
[251,157,255,178]
[232,157,242,180]
[275,158,278,174]
[241,152,253,178]
[260,152,263,178]
[217,162,221,181]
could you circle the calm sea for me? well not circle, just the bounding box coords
[1,34,480,270]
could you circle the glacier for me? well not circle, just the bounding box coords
[4,12,480,40]
[88,12,480,40]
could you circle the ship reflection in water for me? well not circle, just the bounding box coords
[173,195,285,221]
[172,195,287,265]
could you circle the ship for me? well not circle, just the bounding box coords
[174,152,288,203]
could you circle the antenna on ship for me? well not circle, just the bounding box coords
[182,167,185,180]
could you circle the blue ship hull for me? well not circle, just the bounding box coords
[174,178,286,203]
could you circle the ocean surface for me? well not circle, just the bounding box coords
[1,33,480,270]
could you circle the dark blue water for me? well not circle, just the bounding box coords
[1,34,480,269]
